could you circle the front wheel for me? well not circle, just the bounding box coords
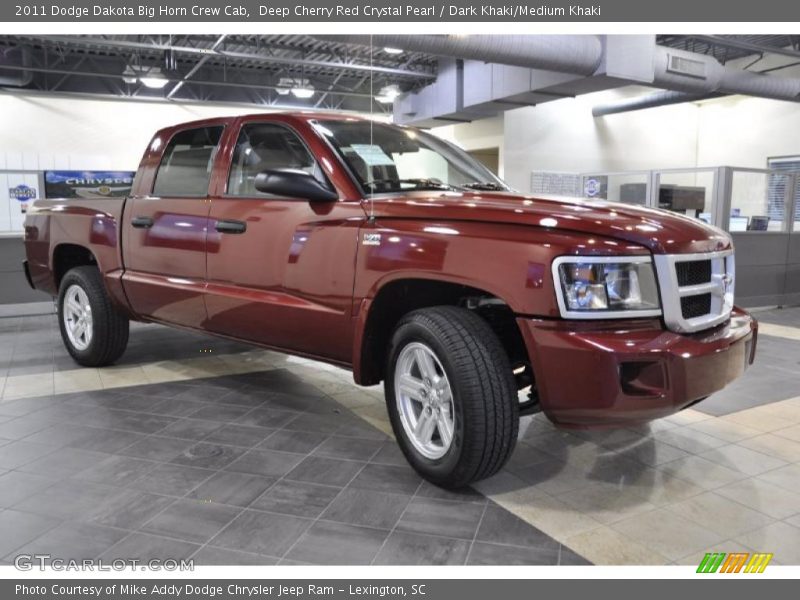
[385,306,519,489]
[58,266,129,367]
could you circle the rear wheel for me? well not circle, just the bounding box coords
[58,266,129,367]
[385,306,519,489]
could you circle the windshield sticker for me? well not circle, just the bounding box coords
[350,144,396,167]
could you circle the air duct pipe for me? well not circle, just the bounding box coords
[592,91,720,117]
[718,68,800,100]
[316,35,604,76]
[595,45,800,116]
[0,47,33,87]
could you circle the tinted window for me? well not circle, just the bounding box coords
[227,123,324,196]
[153,126,224,196]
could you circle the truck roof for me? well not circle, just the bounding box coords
[158,111,373,131]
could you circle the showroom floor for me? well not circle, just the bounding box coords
[0,307,799,566]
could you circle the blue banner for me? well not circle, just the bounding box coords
[44,170,135,199]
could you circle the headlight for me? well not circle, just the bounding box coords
[553,257,661,318]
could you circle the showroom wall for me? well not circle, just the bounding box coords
[501,87,701,191]
[696,58,800,168]
[696,95,800,167]
[0,90,267,172]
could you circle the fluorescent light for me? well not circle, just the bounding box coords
[139,68,168,89]
[291,86,315,99]
[383,47,403,54]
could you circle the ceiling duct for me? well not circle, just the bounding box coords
[718,67,800,100]
[316,35,607,126]
[316,35,604,76]
[595,45,800,116]
[322,35,800,120]
[592,90,720,117]
[0,46,33,87]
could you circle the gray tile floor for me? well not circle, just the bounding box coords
[0,368,587,566]
[0,316,253,378]
[1,305,799,566]
[756,307,800,329]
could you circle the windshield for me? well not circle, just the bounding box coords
[312,119,510,195]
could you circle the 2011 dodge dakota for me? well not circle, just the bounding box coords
[22,113,757,487]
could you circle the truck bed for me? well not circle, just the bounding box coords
[24,197,127,301]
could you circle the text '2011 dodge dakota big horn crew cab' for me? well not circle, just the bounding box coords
[23,113,757,488]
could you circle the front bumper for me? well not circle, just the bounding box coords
[517,307,757,428]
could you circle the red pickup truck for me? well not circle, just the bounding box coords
[23,112,757,487]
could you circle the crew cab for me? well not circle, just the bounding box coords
[23,113,757,488]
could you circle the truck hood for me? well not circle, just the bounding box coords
[362,191,731,255]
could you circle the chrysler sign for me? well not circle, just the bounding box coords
[44,170,135,199]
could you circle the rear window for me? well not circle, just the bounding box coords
[153,126,224,197]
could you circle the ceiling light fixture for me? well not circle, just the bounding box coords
[276,76,295,95]
[277,77,314,99]
[383,47,404,54]
[121,66,138,84]
[139,68,169,89]
[290,78,315,98]
[375,84,401,104]
[291,86,315,99]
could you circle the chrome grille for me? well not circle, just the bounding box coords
[653,250,735,333]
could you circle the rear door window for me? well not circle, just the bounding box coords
[153,126,224,197]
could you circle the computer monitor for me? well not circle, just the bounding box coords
[729,216,749,232]
[748,216,770,231]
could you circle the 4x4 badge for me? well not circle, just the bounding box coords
[362,233,382,246]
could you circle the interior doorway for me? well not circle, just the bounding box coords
[467,147,500,176]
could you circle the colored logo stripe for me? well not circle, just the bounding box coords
[697,553,725,573]
[744,553,773,573]
[697,552,773,573]
[720,553,749,573]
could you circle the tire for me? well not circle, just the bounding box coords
[385,306,519,489]
[57,266,129,367]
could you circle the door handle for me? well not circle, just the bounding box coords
[215,220,247,234]
[131,216,154,229]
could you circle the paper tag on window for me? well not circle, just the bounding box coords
[350,144,395,167]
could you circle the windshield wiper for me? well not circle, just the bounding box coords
[366,178,456,191]
[461,181,506,191]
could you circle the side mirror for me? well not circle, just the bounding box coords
[254,169,338,203]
